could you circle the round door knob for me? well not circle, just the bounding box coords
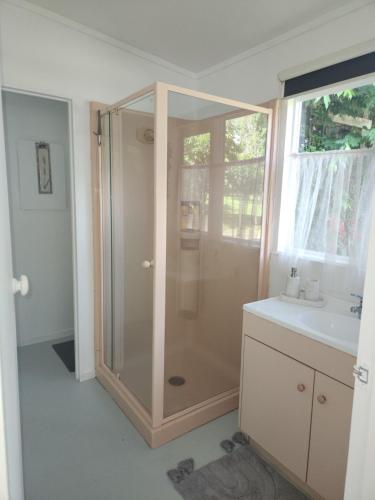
[317,394,327,404]
[141,260,154,269]
[12,275,30,296]
[297,383,305,392]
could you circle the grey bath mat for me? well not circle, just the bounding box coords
[167,442,308,499]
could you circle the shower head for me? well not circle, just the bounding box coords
[136,127,154,144]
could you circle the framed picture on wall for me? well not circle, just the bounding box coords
[36,142,53,194]
[18,140,66,210]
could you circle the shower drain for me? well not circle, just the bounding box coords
[168,376,186,386]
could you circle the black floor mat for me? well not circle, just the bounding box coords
[52,340,75,373]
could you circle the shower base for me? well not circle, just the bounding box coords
[96,346,239,448]
[164,346,239,417]
[115,345,239,418]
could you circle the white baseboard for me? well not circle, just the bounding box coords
[18,329,74,347]
[78,370,96,382]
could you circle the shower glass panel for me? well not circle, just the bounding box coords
[102,92,155,414]
[164,92,269,417]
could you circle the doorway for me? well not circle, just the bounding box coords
[2,91,75,355]
[2,89,77,493]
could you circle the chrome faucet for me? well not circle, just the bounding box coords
[350,293,363,319]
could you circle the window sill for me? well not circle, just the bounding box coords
[221,235,261,248]
[272,250,350,267]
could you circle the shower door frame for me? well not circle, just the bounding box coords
[91,82,273,447]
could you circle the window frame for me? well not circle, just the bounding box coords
[277,78,375,261]
[179,122,212,235]
[179,111,268,246]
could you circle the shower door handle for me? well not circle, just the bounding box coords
[142,260,154,269]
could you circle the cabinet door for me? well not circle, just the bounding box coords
[240,336,314,481]
[307,372,353,500]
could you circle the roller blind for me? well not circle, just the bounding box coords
[284,51,375,97]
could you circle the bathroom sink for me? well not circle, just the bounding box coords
[298,310,360,344]
[244,296,360,355]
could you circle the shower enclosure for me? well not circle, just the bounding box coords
[91,83,272,447]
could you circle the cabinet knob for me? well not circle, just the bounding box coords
[297,383,306,392]
[317,394,327,404]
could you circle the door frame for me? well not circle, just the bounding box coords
[344,205,375,499]
[0,78,24,500]
[2,86,85,381]
[0,85,87,498]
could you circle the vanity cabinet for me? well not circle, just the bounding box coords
[240,311,355,500]
[241,337,314,481]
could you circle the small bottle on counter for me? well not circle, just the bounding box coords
[305,279,320,301]
[285,267,300,298]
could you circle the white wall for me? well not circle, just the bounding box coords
[0,3,195,103]
[199,3,375,104]
[0,1,195,380]
[3,91,74,346]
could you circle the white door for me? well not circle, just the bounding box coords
[345,209,375,499]
[0,88,24,499]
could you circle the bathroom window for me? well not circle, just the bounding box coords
[180,168,209,232]
[181,132,210,232]
[222,113,268,242]
[180,114,268,242]
[222,162,264,241]
[298,84,375,152]
[278,81,375,263]
[224,113,268,162]
[183,132,210,166]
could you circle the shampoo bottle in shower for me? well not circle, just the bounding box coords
[285,267,300,298]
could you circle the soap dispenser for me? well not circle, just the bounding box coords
[285,267,300,298]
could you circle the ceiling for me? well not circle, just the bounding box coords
[27,0,366,73]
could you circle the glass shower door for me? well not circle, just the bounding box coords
[101,93,155,414]
[164,91,270,418]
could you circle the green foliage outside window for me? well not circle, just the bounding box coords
[300,84,375,152]
[223,113,267,241]
[222,163,264,241]
[183,132,210,165]
[225,113,268,161]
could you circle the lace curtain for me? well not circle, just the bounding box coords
[278,150,375,296]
